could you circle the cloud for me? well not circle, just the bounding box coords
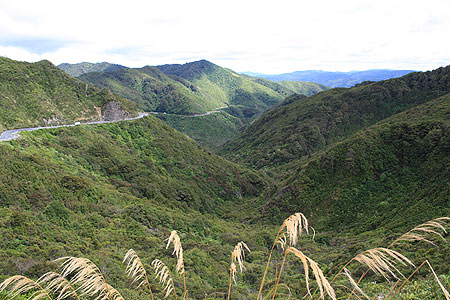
[0,0,449,73]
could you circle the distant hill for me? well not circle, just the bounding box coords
[0,57,137,132]
[243,69,416,87]
[222,66,450,169]
[75,60,328,149]
[266,93,450,231]
[58,62,128,77]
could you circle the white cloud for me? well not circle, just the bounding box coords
[0,0,449,73]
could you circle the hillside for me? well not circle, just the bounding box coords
[78,60,328,149]
[0,115,270,299]
[58,62,128,77]
[1,59,450,300]
[246,69,416,87]
[263,93,450,233]
[0,57,137,132]
[242,75,330,96]
[221,66,450,169]
[79,66,216,114]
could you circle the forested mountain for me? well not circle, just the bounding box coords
[1,59,449,300]
[75,60,328,149]
[245,69,415,87]
[58,62,128,77]
[0,57,137,132]
[222,66,450,169]
[0,115,268,299]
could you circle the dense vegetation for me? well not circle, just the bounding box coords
[0,57,137,130]
[77,60,328,149]
[248,69,416,87]
[222,66,450,169]
[0,115,274,299]
[154,111,243,151]
[0,60,449,300]
[58,62,128,77]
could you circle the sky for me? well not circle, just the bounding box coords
[1,0,450,74]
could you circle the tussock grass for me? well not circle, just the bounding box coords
[37,272,79,300]
[228,242,251,300]
[123,249,154,300]
[152,259,177,299]
[0,275,51,300]
[0,214,448,300]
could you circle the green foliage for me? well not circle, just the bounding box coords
[221,66,450,169]
[58,62,128,77]
[0,57,137,130]
[78,60,328,149]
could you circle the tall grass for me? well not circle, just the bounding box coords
[0,214,448,300]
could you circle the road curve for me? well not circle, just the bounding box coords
[0,113,148,141]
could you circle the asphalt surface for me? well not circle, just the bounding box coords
[0,113,148,141]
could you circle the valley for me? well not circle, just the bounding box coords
[0,57,449,300]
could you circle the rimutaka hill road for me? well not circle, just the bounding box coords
[0,113,148,141]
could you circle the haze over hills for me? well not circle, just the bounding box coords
[243,69,416,87]
[0,57,137,133]
[58,62,128,77]
[62,60,329,149]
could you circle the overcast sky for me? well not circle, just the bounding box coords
[1,0,449,73]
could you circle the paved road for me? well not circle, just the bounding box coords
[0,113,148,141]
[149,106,227,118]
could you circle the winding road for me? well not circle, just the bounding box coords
[0,106,227,141]
[0,113,148,141]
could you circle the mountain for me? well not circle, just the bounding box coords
[0,115,268,299]
[244,69,416,87]
[221,66,450,169]
[0,57,137,132]
[1,59,449,299]
[58,62,128,77]
[79,66,215,114]
[76,60,328,149]
[264,93,450,233]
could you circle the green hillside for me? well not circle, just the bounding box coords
[221,66,450,169]
[1,59,450,300]
[0,115,270,299]
[156,60,285,116]
[58,62,128,77]
[79,66,219,114]
[263,94,450,229]
[276,80,330,96]
[154,111,244,151]
[0,57,137,131]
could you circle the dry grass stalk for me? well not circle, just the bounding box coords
[389,217,450,247]
[231,241,251,275]
[228,242,251,300]
[37,272,80,300]
[166,231,184,275]
[0,275,52,300]
[341,268,370,300]
[272,247,336,300]
[55,256,113,300]
[353,248,414,281]
[152,259,177,300]
[257,212,312,300]
[123,249,154,300]
[281,213,311,246]
[166,230,187,299]
[104,283,125,300]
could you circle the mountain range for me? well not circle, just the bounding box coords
[58,60,329,149]
[243,69,416,87]
[0,57,449,299]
